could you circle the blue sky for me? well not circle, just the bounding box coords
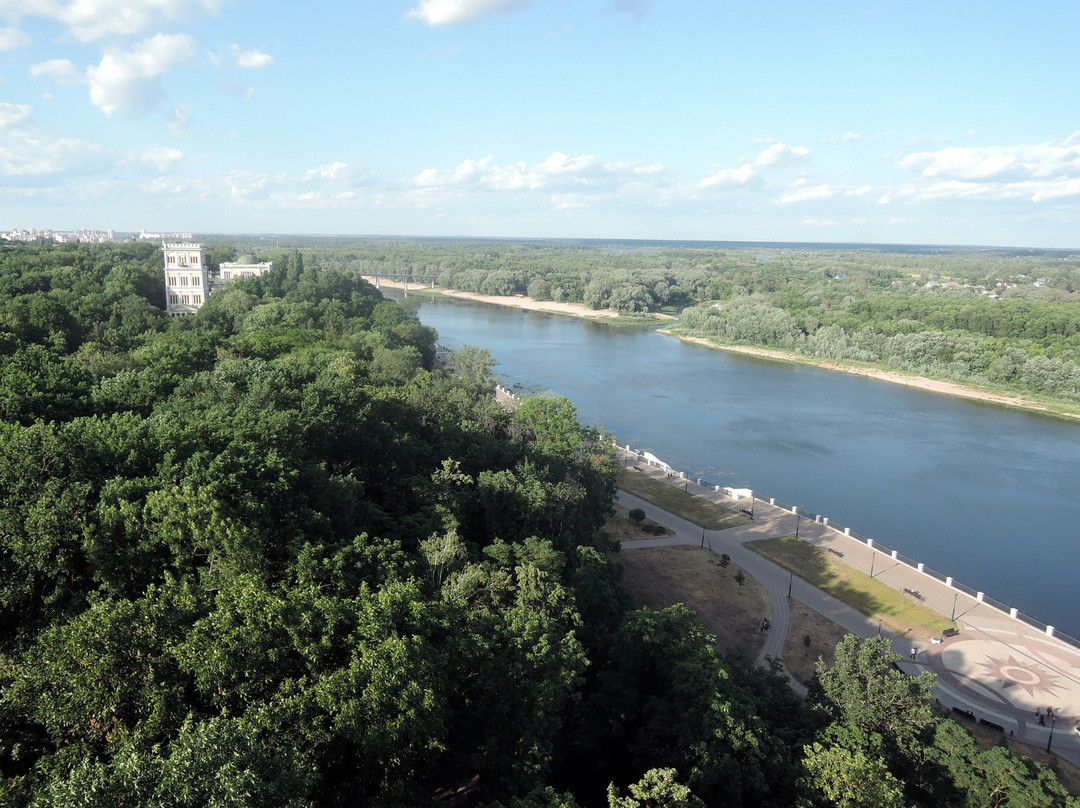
[2,1,1079,247]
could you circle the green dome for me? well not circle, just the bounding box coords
[235,254,256,264]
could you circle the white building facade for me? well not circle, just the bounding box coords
[220,257,273,281]
[163,245,273,316]
[163,243,209,316]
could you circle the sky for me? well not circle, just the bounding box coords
[2,0,1079,248]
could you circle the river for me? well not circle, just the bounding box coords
[402,293,1080,636]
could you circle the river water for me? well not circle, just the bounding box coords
[404,294,1080,636]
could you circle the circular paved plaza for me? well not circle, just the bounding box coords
[922,615,1080,754]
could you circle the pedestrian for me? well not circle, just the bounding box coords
[911,647,917,660]
[1048,706,1054,718]
[1036,708,1041,718]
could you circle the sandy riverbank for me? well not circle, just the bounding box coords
[665,331,1080,419]
[363,277,680,322]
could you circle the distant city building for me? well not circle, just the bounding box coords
[142,229,193,241]
[163,244,273,316]
[3,227,130,244]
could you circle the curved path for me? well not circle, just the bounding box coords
[615,452,1080,766]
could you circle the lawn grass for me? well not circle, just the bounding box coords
[616,467,751,530]
[747,535,956,639]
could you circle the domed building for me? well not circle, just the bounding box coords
[163,243,273,315]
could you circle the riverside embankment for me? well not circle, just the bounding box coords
[616,453,1080,766]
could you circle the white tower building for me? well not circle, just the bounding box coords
[162,242,209,316]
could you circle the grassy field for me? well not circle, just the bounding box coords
[747,535,956,638]
[615,467,751,530]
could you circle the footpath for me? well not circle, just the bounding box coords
[614,449,1080,767]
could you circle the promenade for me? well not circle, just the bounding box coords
[614,449,1080,767]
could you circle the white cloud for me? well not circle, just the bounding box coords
[302,161,373,185]
[884,133,1080,208]
[139,144,184,171]
[304,162,349,181]
[86,33,197,117]
[698,141,809,189]
[754,142,810,169]
[0,26,29,50]
[876,133,1080,208]
[777,181,872,205]
[698,163,756,189]
[899,133,1080,183]
[2,0,223,43]
[0,110,109,178]
[226,169,276,199]
[822,132,861,144]
[233,46,273,68]
[406,0,529,26]
[412,151,665,193]
[166,106,191,137]
[30,58,84,86]
[0,102,33,128]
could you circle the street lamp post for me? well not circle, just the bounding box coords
[788,571,793,598]
[749,497,755,518]
[870,552,876,579]
[1047,714,1056,753]
[795,513,802,538]
[952,593,959,622]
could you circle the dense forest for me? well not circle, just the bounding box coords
[0,240,1076,806]
[252,237,1080,406]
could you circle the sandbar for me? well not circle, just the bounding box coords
[365,277,626,320]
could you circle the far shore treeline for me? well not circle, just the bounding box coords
[0,239,1075,806]
[290,237,1080,408]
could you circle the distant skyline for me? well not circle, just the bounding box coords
[2,1,1079,248]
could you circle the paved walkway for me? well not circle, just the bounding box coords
[615,451,1080,766]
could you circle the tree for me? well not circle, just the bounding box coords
[528,278,553,301]
[718,553,730,575]
[734,569,746,588]
[811,634,936,767]
[451,343,495,386]
[607,768,704,808]
[928,719,1071,808]
[800,741,905,808]
[628,507,646,525]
